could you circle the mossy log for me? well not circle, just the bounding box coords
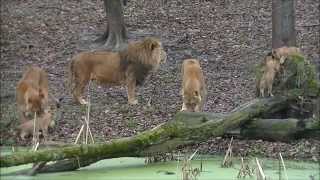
[240,117,320,141]
[4,117,318,176]
[0,96,289,168]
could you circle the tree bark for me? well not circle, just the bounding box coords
[272,0,296,48]
[0,96,289,168]
[95,0,128,51]
[240,118,320,141]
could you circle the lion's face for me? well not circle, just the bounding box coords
[183,91,202,112]
[272,46,300,64]
[272,49,286,64]
[265,56,280,72]
[24,88,45,114]
[145,38,166,66]
[17,66,49,119]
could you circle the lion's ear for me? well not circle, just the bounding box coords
[18,82,28,92]
[151,41,159,51]
[271,49,277,59]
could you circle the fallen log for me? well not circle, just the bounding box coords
[4,118,318,176]
[240,117,320,141]
[0,96,289,168]
[6,117,319,175]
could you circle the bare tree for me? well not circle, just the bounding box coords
[272,0,296,48]
[95,0,128,51]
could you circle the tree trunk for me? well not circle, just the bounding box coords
[272,0,296,48]
[0,96,289,168]
[95,0,128,51]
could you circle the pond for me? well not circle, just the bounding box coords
[0,147,318,180]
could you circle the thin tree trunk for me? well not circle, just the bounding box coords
[95,0,127,51]
[272,0,296,48]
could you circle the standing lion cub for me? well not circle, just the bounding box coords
[259,54,281,97]
[68,37,166,105]
[181,59,207,112]
[16,66,49,123]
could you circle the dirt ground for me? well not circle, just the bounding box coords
[0,0,319,160]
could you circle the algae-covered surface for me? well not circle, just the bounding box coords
[0,147,318,180]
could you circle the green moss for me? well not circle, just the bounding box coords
[125,117,137,129]
[273,54,319,98]
[270,119,297,131]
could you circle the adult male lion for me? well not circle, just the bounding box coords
[68,37,166,105]
[16,66,49,123]
[181,59,207,112]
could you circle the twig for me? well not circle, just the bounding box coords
[32,112,39,151]
[27,162,47,176]
[237,157,254,178]
[84,117,95,144]
[222,136,233,167]
[33,142,39,152]
[176,151,180,180]
[74,80,95,145]
[189,148,199,161]
[85,80,92,144]
[279,153,288,180]
[88,124,95,144]
[255,158,266,180]
[279,155,282,180]
[74,124,84,144]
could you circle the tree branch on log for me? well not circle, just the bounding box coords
[240,117,320,141]
[2,157,103,176]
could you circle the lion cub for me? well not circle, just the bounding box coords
[16,66,49,123]
[18,111,52,140]
[259,55,281,97]
[272,46,301,64]
[181,59,206,112]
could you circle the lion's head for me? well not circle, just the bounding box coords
[18,81,45,114]
[272,46,301,64]
[120,37,166,85]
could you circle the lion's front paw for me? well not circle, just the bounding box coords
[128,99,138,105]
[180,107,187,112]
[79,98,88,105]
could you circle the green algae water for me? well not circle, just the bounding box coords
[0,147,318,180]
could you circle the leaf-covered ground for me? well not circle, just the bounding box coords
[0,0,319,161]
